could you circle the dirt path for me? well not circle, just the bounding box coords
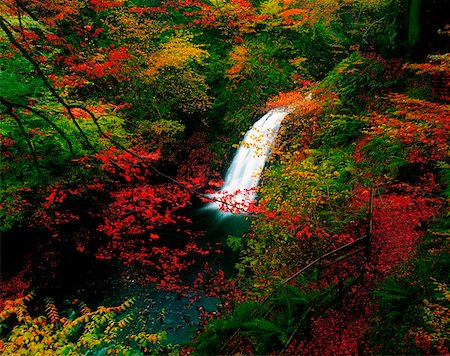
[290,192,439,355]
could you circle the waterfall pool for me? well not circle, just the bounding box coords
[73,108,289,348]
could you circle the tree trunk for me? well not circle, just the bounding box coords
[408,0,421,48]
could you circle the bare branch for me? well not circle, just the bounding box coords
[15,0,32,52]
[4,107,43,180]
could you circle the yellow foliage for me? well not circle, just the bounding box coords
[79,300,91,315]
[260,0,282,15]
[341,0,390,10]
[148,119,185,137]
[255,0,310,29]
[127,330,167,344]
[144,33,209,78]
[154,68,213,118]
[0,292,34,324]
[0,295,148,355]
[409,280,450,354]
[238,93,360,282]
[44,298,60,324]
[289,57,308,68]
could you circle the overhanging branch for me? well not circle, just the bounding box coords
[0,15,96,153]
[0,97,75,157]
[3,107,43,180]
[0,14,243,212]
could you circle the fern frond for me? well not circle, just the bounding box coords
[44,298,60,324]
[119,297,135,311]
[78,301,91,315]
[117,312,134,329]
[16,301,31,323]
[24,292,35,302]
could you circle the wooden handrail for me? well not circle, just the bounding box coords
[282,234,369,285]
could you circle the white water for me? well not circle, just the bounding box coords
[208,108,289,213]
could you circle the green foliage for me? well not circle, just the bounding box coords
[144,33,213,123]
[0,7,131,231]
[192,0,390,141]
[2,2,448,354]
[239,51,448,294]
[0,294,168,355]
[318,52,391,113]
[193,283,321,354]
[366,215,450,354]
[404,53,450,101]
[136,118,185,157]
[413,280,450,351]
[0,106,128,231]
[226,235,243,252]
[268,147,356,228]
[152,67,212,122]
[334,0,400,55]
[357,135,406,183]
[315,114,366,148]
[0,47,44,103]
[439,163,450,200]
[239,142,359,281]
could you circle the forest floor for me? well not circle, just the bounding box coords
[290,191,439,355]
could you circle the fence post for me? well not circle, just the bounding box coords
[366,187,375,258]
[337,279,344,308]
[369,186,374,236]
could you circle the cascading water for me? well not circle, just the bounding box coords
[208,108,289,213]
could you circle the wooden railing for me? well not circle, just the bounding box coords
[217,188,375,355]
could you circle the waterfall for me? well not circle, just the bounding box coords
[208,108,289,213]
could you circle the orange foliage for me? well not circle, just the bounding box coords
[267,89,313,109]
[280,8,308,26]
[227,45,249,80]
[367,94,450,164]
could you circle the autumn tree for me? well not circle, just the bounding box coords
[0,0,218,295]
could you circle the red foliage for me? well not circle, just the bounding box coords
[96,146,160,183]
[8,126,225,292]
[91,139,226,290]
[359,94,450,168]
[3,1,132,91]
[89,0,123,9]
[35,191,78,232]
[52,45,131,87]
[0,135,15,159]
[31,176,105,233]
[141,243,212,291]
[98,183,191,240]
[291,185,442,355]
[177,133,221,189]
[0,267,31,310]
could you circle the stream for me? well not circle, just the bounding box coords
[94,108,289,347]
